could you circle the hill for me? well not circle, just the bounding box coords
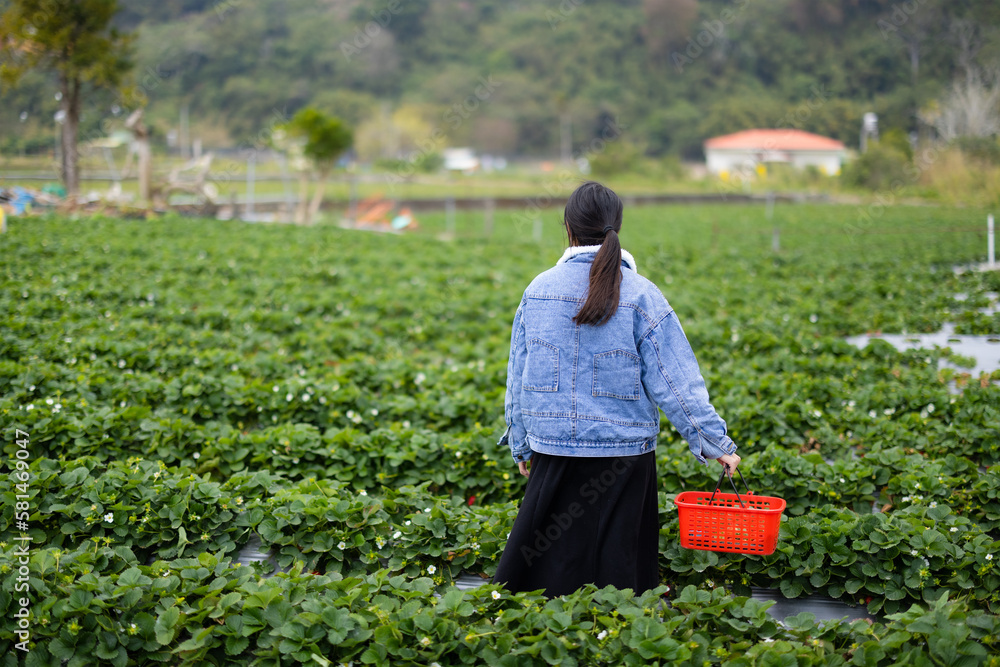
[2,0,999,160]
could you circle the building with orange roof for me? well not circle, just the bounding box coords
[704,129,847,177]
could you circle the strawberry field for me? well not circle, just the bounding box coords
[2,204,1000,666]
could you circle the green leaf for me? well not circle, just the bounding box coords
[779,578,803,598]
[117,567,149,587]
[155,607,181,645]
[226,637,250,655]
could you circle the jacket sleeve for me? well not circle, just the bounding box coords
[638,309,737,465]
[499,296,532,463]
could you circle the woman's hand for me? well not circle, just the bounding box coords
[518,461,530,478]
[716,453,741,476]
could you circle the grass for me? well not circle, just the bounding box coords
[3,148,999,208]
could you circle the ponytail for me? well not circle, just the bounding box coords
[573,224,623,326]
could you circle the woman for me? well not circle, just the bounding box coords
[492,181,740,597]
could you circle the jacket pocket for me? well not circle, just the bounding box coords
[522,338,559,392]
[593,349,642,400]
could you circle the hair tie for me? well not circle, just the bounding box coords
[603,225,615,234]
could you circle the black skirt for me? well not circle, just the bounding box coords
[491,449,660,598]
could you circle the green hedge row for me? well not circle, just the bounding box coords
[2,544,999,667]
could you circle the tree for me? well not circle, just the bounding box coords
[641,0,699,64]
[919,65,1000,141]
[0,0,134,197]
[282,107,353,225]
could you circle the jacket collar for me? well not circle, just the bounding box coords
[556,245,638,272]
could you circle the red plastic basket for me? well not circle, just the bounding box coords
[674,467,786,555]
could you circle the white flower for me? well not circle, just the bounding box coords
[393,531,402,539]
[118,359,126,368]
[319,396,326,404]
[986,554,993,561]
[430,663,441,667]
[427,565,436,574]
[597,630,608,640]
[302,393,310,401]
[491,590,501,600]
[46,398,54,405]
[425,508,432,513]
[809,314,818,323]
[358,490,367,496]
[884,408,895,416]
[848,400,856,408]
[869,410,878,419]
[927,403,935,413]
[911,550,918,556]
[405,520,411,526]
[455,451,463,458]
[193,452,200,460]
[812,410,822,418]
[25,404,34,411]
[338,541,347,550]
[420,637,431,647]
[415,373,426,385]
[840,478,846,483]
[286,393,293,402]
[273,385,279,392]
[914,483,921,489]
[950,527,958,533]
[929,501,937,508]
[471,542,480,550]
[376,537,386,548]
[104,513,114,523]
[370,408,378,416]
[402,420,411,428]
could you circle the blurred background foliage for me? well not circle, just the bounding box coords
[2,0,999,161]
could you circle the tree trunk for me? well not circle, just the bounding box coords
[307,169,328,225]
[60,75,81,197]
[295,172,309,224]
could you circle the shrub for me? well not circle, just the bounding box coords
[841,143,910,191]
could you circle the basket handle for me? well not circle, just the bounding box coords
[709,465,750,509]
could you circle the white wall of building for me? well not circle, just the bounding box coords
[705,148,844,176]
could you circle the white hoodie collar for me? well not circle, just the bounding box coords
[556,245,638,272]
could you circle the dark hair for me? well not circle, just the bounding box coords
[564,181,624,326]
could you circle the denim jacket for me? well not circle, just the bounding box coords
[499,245,737,466]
